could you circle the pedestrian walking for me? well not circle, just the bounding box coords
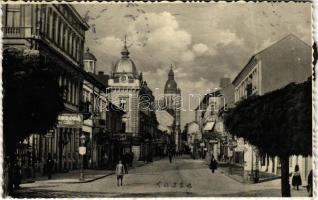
[307,170,313,197]
[123,153,129,174]
[168,151,172,163]
[116,160,125,186]
[130,152,134,167]
[12,160,21,190]
[104,153,109,169]
[46,154,54,179]
[210,156,218,173]
[292,164,302,190]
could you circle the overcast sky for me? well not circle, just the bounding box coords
[74,2,312,128]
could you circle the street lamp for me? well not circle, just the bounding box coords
[79,134,86,181]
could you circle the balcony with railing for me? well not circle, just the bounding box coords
[2,27,33,38]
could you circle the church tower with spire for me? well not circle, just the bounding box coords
[164,65,181,152]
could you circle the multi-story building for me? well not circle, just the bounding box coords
[163,66,182,152]
[194,77,235,162]
[232,34,312,182]
[82,48,107,169]
[107,40,159,161]
[2,4,89,176]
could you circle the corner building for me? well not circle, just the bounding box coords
[107,43,157,161]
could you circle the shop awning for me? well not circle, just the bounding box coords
[203,122,215,131]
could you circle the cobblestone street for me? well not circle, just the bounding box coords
[13,156,308,197]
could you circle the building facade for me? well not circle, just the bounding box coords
[107,41,159,161]
[2,4,89,177]
[232,34,312,183]
[194,78,235,163]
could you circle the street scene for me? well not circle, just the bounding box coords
[12,156,309,197]
[2,2,314,198]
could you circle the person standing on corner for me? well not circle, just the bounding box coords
[292,164,302,190]
[168,151,172,163]
[46,153,54,179]
[307,169,313,197]
[116,160,124,187]
[210,156,218,173]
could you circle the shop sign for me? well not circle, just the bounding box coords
[58,114,83,128]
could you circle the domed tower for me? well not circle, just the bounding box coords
[83,48,97,73]
[164,65,181,152]
[111,39,139,81]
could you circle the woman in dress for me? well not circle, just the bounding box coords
[292,164,302,190]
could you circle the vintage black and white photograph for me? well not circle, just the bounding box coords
[1,1,314,198]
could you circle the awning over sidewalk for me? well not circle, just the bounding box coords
[203,122,215,131]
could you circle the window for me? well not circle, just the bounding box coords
[76,38,80,61]
[68,80,72,103]
[289,156,293,168]
[82,90,86,102]
[45,7,50,35]
[121,121,126,132]
[72,37,76,58]
[69,33,73,57]
[72,81,76,104]
[246,83,253,97]
[40,5,47,33]
[55,17,60,44]
[60,22,64,47]
[52,13,57,42]
[90,61,94,72]
[119,97,127,110]
[58,75,62,86]
[49,8,53,39]
[6,4,21,27]
[63,27,67,50]
[261,154,266,166]
[90,93,94,112]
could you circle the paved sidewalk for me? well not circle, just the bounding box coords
[22,160,148,184]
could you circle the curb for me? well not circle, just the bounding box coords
[68,160,153,184]
[67,172,115,184]
[218,168,248,184]
[22,159,159,185]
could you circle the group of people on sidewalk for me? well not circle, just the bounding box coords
[206,158,313,197]
[3,154,55,196]
[291,164,313,197]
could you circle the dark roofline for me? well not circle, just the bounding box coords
[232,55,257,85]
[67,5,90,31]
[108,102,126,114]
[194,89,221,111]
[232,34,310,85]
[84,72,106,91]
